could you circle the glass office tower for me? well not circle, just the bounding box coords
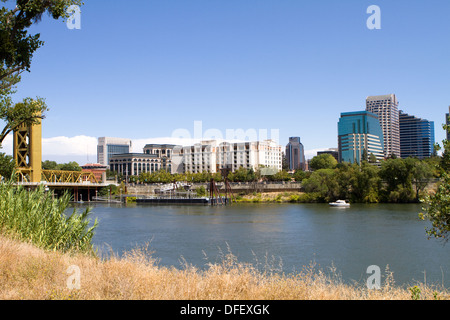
[399,111,435,159]
[338,111,384,164]
[285,137,306,171]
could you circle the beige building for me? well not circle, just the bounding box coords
[173,140,282,174]
[366,94,400,158]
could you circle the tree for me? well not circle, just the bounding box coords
[1,0,83,93]
[0,0,82,146]
[57,161,81,172]
[0,152,14,178]
[42,160,58,170]
[0,96,47,146]
[309,154,337,171]
[420,123,450,242]
[302,168,339,202]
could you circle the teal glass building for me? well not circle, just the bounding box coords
[338,111,384,164]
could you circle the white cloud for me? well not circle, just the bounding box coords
[42,136,97,156]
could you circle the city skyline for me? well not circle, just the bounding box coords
[1,1,449,163]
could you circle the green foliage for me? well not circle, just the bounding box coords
[419,122,450,243]
[0,180,97,253]
[266,170,291,182]
[409,286,421,300]
[420,172,450,242]
[1,0,84,94]
[309,154,338,171]
[302,169,339,202]
[195,186,207,197]
[0,152,14,178]
[227,167,257,182]
[0,96,48,146]
[42,160,82,171]
[1,0,82,147]
[293,170,309,182]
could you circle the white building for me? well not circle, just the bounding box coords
[97,137,133,166]
[366,94,400,158]
[173,140,282,174]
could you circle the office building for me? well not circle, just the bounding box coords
[446,106,450,141]
[338,111,385,164]
[97,137,132,166]
[109,144,179,177]
[399,111,435,159]
[366,94,400,158]
[285,137,306,171]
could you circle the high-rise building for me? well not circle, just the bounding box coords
[97,137,132,166]
[285,137,306,171]
[338,111,384,164]
[366,94,400,158]
[399,111,435,159]
[446,106,450,141]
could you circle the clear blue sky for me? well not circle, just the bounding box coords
[5,0,450,161]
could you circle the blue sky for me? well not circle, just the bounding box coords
[2,0,450,162]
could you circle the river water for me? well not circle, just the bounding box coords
[74,202,450,288]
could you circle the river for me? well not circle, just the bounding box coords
[74,202,450,288]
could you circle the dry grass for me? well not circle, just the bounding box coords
[0,234,448,300]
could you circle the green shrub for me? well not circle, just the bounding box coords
[0,181,98,254]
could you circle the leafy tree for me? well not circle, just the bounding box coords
[309,154,337,171]
[420,122,450,242]
[267,169,291,182]
[42,160,58,170]
[293,169,309,182]
[0,96,47,145]
[410,158,434,201]
[0,152,14,178]
[379,158,414,202]
[0,0,82,146]
[302,168,339,202]
[1,0,83,93]
[57,161,81,171]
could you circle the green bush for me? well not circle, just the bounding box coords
[0,181,98,254]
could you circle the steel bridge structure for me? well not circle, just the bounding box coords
[10,113,109,201]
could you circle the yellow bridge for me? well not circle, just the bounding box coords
[9,114,109,201]
[15,168,100,185]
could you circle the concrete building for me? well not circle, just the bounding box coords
[97,137,132,166]
[109,144,180,177]
[399,111,435,159]
[173,140,282,174]
[285,137,306,171]
[338,111,385,164]
[366,94,400,158]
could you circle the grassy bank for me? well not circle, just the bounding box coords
[0,234,448,300]
[234,192,321,203]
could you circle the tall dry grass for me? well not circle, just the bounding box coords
[0,234,448,300]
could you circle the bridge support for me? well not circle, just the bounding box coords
[13,113,42,183]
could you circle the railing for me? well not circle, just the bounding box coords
[16,168,100,184]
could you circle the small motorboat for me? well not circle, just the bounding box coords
[329,200,350,207]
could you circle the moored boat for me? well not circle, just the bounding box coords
[329,200,350,207]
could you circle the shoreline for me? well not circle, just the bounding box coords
[0,234,448,300]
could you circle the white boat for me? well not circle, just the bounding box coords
[329,200,350,207]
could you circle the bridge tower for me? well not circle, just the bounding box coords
[13,114,42,183]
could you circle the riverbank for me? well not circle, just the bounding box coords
[0,234,448,300]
